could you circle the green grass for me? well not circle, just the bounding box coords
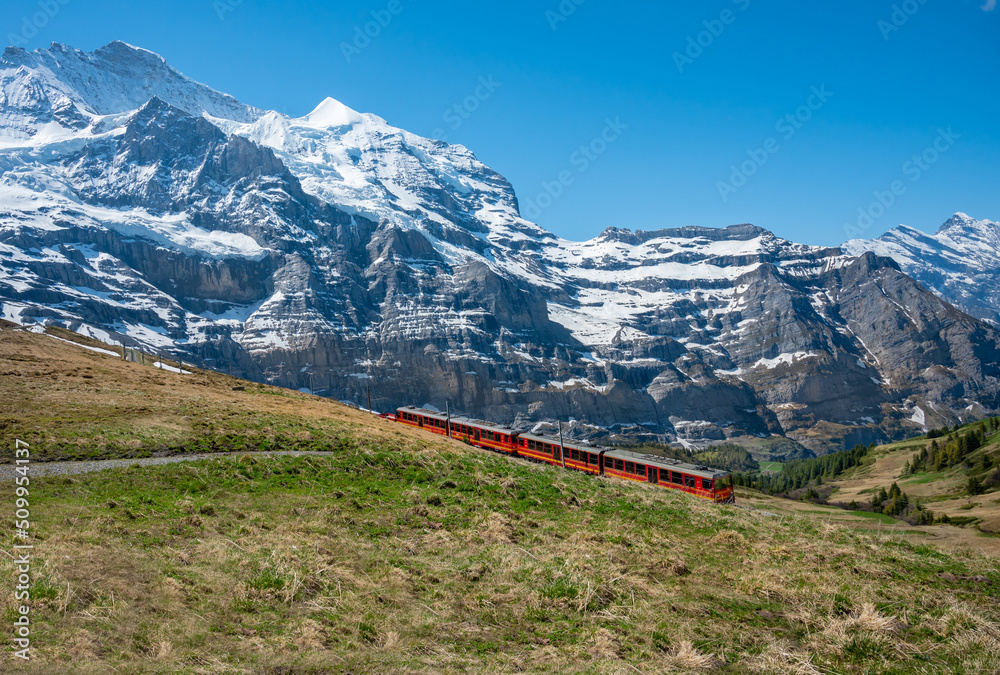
[758,461,784,473]
[4,443,1000,673]
[841,510,903,524]
[3,327,1000,672]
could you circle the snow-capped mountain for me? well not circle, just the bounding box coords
[2,42,999,455]
[845,213,1000,326]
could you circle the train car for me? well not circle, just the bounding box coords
[447,416,519,454]
[514,432,568,467]
[394,406,734,503]
[395,406,451,436]
[553,438,603,475]
[601,449,734,502]
[513,432,603,475]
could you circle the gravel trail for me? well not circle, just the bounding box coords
[0,451,335,482]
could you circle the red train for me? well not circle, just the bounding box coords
[392,405,735,503]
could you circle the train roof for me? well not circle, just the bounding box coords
[396,407,517,435]
[518,431,597,451]
[449,416,518,435]
[602,448,730,479]
[397,406,729,478]
[397,405,448,420]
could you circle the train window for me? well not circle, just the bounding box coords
[570,449,579,461]
[672,471,682,485]
[635,464,646,477]
[604,456,613,468]
[702,478,713,490]
[615,459,624,471]
[624,461,634,474]
[529,440,536,450]
[684,475,696,488]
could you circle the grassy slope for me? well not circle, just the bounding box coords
[820,427,1000,541]
[0,323,380,462]
[2,327,1000,673]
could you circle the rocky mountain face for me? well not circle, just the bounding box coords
[845,213,1000,327]
[2,42,999,456]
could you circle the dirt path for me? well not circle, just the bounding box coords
[0,451,336,482]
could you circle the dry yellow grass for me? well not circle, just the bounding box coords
[0,325,999,673]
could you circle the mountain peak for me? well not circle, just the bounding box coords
[0,41,261,125]
[937,212,997,236]
[299,97,364,128]
[597,223,769,246]
[93,40,169,65]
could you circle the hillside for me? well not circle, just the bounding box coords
[845,213,1000,326]
[2,324,1000,673]
[0,319,393,462]
[819,423,1000,538]
[3,42,1000,456]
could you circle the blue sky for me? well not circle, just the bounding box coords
[3,0,998,245]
